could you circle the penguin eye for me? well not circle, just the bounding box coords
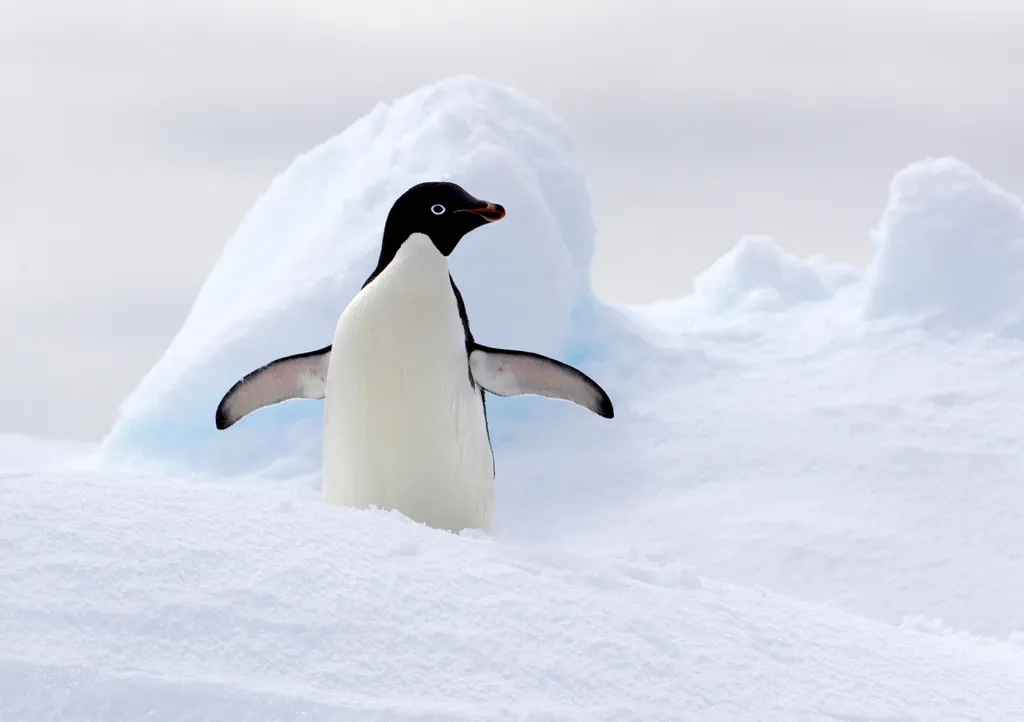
[430,204,446,215]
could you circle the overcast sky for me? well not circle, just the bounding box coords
[3,0,1023,441]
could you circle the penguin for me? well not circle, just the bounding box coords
[214,181,613,533]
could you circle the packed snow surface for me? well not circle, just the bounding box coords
[2,466,1023,721]
[5,77,1024,719]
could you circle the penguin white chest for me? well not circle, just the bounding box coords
[321,234,495,532]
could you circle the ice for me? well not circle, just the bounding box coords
[0,433,95,473]
[96,75,605,479]
[10,77,1023,718]
[865,156,1024,334]
[2,467,1022,721]
[690,234,859,314]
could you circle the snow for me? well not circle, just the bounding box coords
[5,77,1024,719]
[688,235,860,314]
[0,433,94,472]
[2,468,1023,721]
[96,75,599,480]
[533,316,1024,641]
[865,156,1024,334]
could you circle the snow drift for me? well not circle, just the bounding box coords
[690,235,859,314]
[97,76,630,479]
[865,156,1024,334]
[0,433,94,472]
[3,467,1023,722]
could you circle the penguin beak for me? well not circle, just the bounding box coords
[463,201,506,222]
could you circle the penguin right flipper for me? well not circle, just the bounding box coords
[468,344,614,419]
[215,345,332,430]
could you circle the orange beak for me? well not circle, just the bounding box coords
[464,202,506,222]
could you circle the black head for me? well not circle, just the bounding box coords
[380,181,505,259]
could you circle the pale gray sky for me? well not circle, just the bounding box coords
[2,0,1023,440]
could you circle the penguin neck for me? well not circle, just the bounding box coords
[394,232,447,267]
[364,232,449,290]
[376,233,450,290]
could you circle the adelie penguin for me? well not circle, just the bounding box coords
[214,181,614,533]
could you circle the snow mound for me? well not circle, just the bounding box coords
[3,468,1023,722]
[97,76,622,479]
[692,235,859,313]
[864,157,1024,333]
[0,434,94,472]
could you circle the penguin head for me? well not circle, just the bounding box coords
[381,181,505,257]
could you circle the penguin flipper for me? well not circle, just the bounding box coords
[215,345,332,430]
[468,344,614,419]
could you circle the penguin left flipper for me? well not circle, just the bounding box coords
[215,345,332,430]
[468,343,614,419]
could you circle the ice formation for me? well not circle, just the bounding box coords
[97,76,626,479]
[691,234,859,313]
[864,157,1024,334]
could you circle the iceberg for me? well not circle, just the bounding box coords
[864,156,1024,335]
[97,76,634,480]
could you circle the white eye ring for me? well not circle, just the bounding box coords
[430,204,446,215]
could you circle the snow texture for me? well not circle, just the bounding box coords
[690,235,859,314]
[865,156,1024,334]
[0,433,94,472]
[2,466,1023,722]
[8,77,1021,719]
